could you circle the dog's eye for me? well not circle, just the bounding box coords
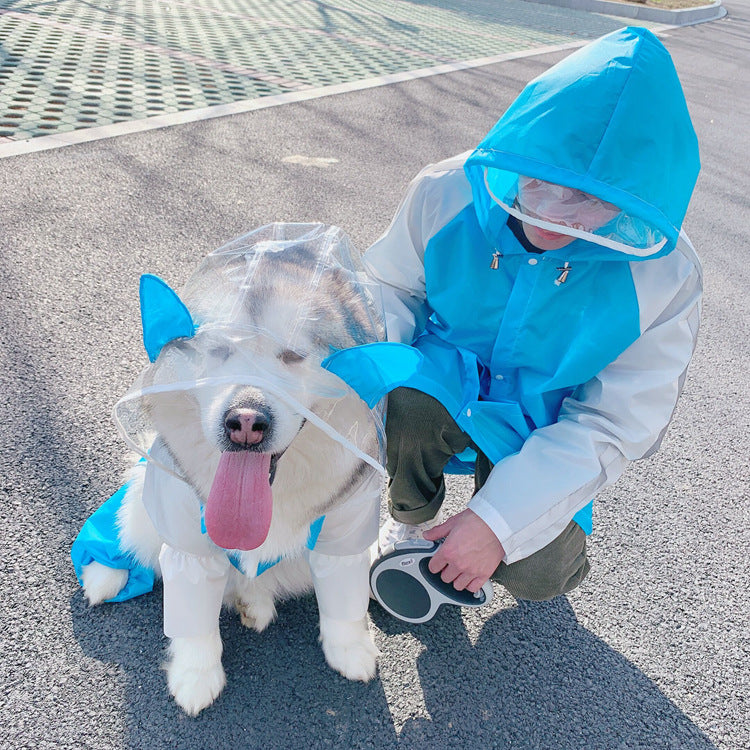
[208,345,232,361]
[278,349,306,365]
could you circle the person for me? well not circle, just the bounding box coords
[362,27,702,602]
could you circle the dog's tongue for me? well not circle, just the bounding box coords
[204,452,273,551]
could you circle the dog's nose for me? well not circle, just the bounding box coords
[224,409,269,447]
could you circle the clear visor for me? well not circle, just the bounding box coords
[484,170,667,255]
[115,222,387,488]
[114,325,386,484]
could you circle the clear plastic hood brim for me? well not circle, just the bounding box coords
[482,167,669,257]
[113,372,386,483]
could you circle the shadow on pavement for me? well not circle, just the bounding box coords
[370,596,717,749]
[71,584,715,749]
[71,588,399,749]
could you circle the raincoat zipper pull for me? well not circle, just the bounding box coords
[555,262,572,286]
[490,250,502,270]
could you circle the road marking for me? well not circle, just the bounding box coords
[282,155,340,167]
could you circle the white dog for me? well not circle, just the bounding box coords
[76,224,385,715]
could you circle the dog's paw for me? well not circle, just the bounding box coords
[319,615,379,682]
[236,594,277,633]
[80,561,129,605]
[167,663,226,717]
[165,630,226,716]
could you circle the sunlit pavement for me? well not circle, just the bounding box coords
[0,0,664,152]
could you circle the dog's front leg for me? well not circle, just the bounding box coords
[166,628,225,716]
[309,548,379,681]
[159,545,230,715]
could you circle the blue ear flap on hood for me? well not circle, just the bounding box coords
[139,274,195,362]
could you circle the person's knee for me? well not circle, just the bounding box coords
[492,521,590,601]
[386,388,446,429]
[386,387,467,453]
[497,556,590,601]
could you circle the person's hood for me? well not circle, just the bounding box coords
[464,27,700,261]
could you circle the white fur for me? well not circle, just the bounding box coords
[165,628,226,717]
[117,462,162,571]
[80,561,129,606]
[231,554,312,632]
[319,615,379,682]
[82,246,381,715]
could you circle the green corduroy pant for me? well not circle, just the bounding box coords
[385,387,590,601]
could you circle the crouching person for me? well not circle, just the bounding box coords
[366,28,702,604]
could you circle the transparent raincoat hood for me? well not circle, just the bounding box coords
[464,27,700,260]
[113,224,387,549]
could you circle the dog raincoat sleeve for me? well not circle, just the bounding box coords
[363,27,702,563]
[159,543,230,639]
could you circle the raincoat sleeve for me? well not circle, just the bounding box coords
[308,471,380,622]
[363,154,473,344]
[159,544,230,638]
[469,236,703,563]
[141,442,231,638]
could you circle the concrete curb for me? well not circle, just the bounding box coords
[524,0,726,25]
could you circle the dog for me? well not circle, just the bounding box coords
[77,224,384,715]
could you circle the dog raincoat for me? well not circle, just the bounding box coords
[72,224,402,634]
[356,27,703,563]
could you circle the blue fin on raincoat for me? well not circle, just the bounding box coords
[322,342,423,408]
[139,274,196,362]
[71,484,156,602]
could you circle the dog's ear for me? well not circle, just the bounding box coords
[139,274,195,362]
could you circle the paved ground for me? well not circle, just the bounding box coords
[1,1,748,749]
[0,0,664,146]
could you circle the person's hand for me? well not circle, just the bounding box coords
[422,509,505,593]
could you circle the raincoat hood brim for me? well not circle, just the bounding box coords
[114,223,389,486]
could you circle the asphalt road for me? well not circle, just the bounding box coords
[1,4,748,749]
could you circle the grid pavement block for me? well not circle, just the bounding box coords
[0,0,662,142]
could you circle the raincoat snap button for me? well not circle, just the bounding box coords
[466,408,472,417]
[495,374,504,380]
[528,258,538,266]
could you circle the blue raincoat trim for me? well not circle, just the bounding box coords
[227,515,326,576]
[71,484,156,602]
[72,486,327,602]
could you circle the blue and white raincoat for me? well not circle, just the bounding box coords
[359,27,702,563]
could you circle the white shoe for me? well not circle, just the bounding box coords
[378,511,444,553]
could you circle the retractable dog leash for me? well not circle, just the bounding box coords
[369,539,494,623]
